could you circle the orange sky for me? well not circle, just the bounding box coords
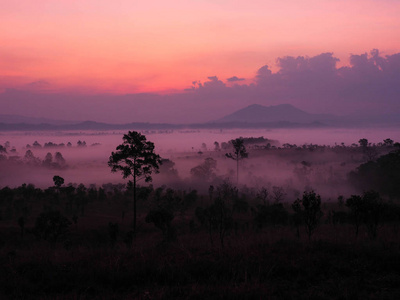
[1,0,400,93]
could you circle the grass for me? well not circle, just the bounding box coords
[1,219,400,299]
[1,187,400,299]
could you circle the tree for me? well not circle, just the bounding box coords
[345,195,363,237]
[53,175,64,189]
[213,182,236,248]
[0,145,6,154]
[33,141,42,148]
[272,186,286,203]
[190,157,217,182]
[24,150,40,166]
[292,190,323,240]
[34,211,72,245]
[43,152,53,167]
[54,152,66,167]
[225,138,248,185]
[346,191,384,239]
[145,208,175,242]
[77,140,86,147]
[349,149,400,198]
[158,158,179,178]
[358,138,368,148]
[108,131,162,234]
[383,138,394,146]
[361,190,383,239]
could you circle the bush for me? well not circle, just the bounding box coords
[33,211,72,244]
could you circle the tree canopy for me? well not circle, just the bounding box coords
[349,149,400,198]
[108,131,161,182]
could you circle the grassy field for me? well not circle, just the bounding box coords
[1,185,400,299]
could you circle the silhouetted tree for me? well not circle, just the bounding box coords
[0,145,6,154]
[358,138,378,162]
[54,152,66,167]
[345,195,363,237]
[53,175,64,189]
[18,216,25,238]
[254,203,289,229]
[77,140,86,147]
[349,149,400,198]
[34,211,71,245]
[190,157,217,182]
[272,186,286,203]
[43,152,53,167]
[108,222,119,247]
[292,190,323,240]
[256,187,270,205]
[24,150,40,166]
[225,138,248,185]
[383,138,394,146]
[108,131,162,234]
[159,158,179,178]
[362,190,383,239]
[33,141,42,148]
[145,208,175,241]
[0,146,6,161]
[358,138,368,148]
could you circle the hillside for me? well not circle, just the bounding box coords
[215,104,335,124]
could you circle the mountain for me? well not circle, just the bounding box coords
[1,103,398,131]
[215,104,335,124]
[0,114,74,125]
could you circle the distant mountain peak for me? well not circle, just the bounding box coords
[216,103,333,124]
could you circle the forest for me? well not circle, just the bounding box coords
[1,132,400,299]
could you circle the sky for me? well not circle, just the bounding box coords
[1,0,400,123]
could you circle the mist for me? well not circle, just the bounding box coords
[1,128,398,201]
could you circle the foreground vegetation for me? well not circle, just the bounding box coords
[1,179,400,299]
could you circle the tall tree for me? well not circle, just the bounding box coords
[225,138,248,185]
[108,131,162,233]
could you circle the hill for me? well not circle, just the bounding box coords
[215,104,335,124]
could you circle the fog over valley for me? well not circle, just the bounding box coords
[1,128,399,201]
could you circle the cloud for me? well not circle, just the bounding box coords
[227,76,245,82]
[201,76,226,89]
[1,50,399,123]
[191,50,400,116]
[256,65,272,83]
[26,80,51,90]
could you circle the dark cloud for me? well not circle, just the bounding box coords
[1,50,399,123]
[227,76,245,82]
[256,65,272,83]
[201,76,226,90]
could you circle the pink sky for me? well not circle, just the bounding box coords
[2,0,400,94]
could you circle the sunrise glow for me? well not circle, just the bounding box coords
[1,0,400,93]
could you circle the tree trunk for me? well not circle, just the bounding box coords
[133,173,137,235]
[236,157,239,186]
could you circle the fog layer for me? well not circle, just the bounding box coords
[1,128,398,201]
